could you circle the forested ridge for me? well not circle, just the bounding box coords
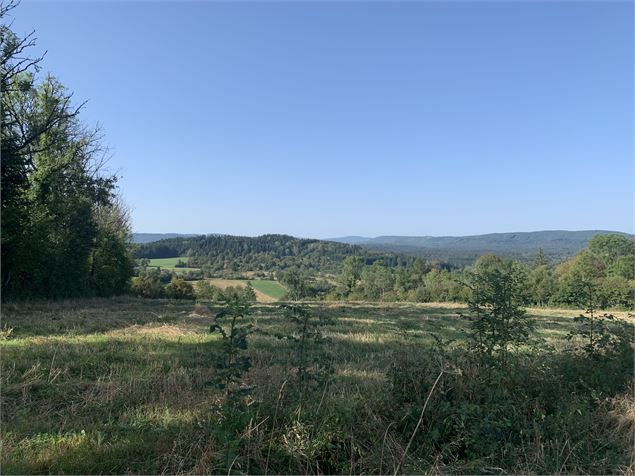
[136,233,412,273]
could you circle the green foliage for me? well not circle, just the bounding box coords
[242,282,256,302]
[565,283,633,358]
[338,256,365,295]
[423,268,468,302]
[463,255,534,359]
[196,281,261,303]
[209,295,254,394]
[136,234,409,276]
[587,234,635,279]
[554,234,635,308]
[1,7,133,300]
[196,280,225,300]
[137,233,633,310]
[527,264,555,306]
[567,311,631,358]
[277,304,332,386]
[130,271,165,299]
[277,267,308,299]
[278,268,335,300]
[359,261,394,300]
[387,343,633,474]
[89,201,135,297]
[221,284,257,303]
[164,277,195,300]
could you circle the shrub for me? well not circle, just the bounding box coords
[130,274,164,298]
[386,344,634,474]
[221,285,256,303]
[196,280,224,300]
[164,277,195,300]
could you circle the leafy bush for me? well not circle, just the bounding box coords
[164,277,195,300]
[462,255,533,361]
[386,340,634,473]
[566,308,632,358]
[130,274,164,298]
[196,281,224,300]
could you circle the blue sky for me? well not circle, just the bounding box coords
[13,1,634,237]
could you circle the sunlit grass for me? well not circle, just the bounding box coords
[1,297,632,474]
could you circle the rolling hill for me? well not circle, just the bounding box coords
[329,230,632,265]
[132,233,198,244]
[135,234,410,274]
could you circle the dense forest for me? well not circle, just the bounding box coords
[0,2,133,300]
[135,234,413,274]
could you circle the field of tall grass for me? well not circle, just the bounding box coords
[1,297,633,474]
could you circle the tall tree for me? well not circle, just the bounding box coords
[1,3,132,299]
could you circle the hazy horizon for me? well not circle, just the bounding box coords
[14,1,634,236]
[132,228,633,241]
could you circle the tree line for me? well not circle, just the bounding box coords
[279,234,634,308]
[1,2,133,300]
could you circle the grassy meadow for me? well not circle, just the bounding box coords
[195,279,287,302]
[1,298,633,474]
[148,257,193,268]
[147,257,201,275]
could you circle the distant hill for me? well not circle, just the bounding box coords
[134,230,631,270]
[135,234,410,274]
[329,236,373,245]
[132,233,198,244]
[329,230,631,265]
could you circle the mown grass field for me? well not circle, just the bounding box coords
[1,298,633,474]
[198,278,287,302]
[248,280,287,300]
[148,257,200,274]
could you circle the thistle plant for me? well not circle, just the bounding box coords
[209,294,254,396]
[277,304,332,390]
[566,282,631,357]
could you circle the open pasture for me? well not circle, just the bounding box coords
[1,298,633,474]
[147,257,200,274]
[198,278,287,302]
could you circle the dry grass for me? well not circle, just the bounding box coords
[1,297,632,474]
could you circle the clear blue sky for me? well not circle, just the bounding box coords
[13,1,634,238]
